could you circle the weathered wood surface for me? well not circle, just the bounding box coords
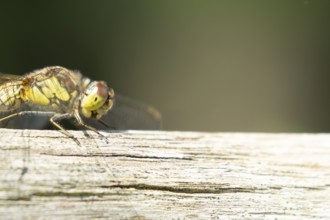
[0,128,329,219]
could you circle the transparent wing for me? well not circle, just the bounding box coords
[0,73,22,84]
[0,106,51,129]
[0,73,23,112]
[0,73,50,128]
[1,94,162,130]
[86,94,162,130]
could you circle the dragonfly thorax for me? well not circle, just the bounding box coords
[79,81,115,120]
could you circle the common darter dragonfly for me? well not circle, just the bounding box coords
[0,66,161,135]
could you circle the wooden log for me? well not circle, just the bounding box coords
[0,128,329,219]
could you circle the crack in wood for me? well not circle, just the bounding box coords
[41,153,192,160]
[109,154,192,160]
[107,184,257,194]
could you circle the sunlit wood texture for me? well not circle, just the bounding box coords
[0,129,329,219]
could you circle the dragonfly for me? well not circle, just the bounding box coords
[0,66,161,136]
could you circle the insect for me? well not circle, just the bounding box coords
[0,66,161,137]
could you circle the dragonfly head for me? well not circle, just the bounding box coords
[79,81,115,120]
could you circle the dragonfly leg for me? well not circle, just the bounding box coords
[0,112,21,123]
[74,111,103,136]
[0,111,55,123]
[50,113,74,138]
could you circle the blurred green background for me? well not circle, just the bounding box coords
[1,0,329,132]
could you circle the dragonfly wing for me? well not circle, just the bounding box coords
[1,94,162,130]
[85,94,162,130]
[0,73,22,84]
[0,106,51,129]
[0,73,21,110]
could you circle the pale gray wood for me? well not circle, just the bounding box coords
[0,128,329,219]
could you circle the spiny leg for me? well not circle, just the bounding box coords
[50,113,75,138]
[74,111,104,137]
[0,111,76,139]
[0,111,55,124]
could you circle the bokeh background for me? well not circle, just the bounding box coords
[1,0,329,132]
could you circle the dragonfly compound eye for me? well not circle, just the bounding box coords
[80,81,109,110]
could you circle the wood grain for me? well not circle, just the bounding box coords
[0,129,329,219]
